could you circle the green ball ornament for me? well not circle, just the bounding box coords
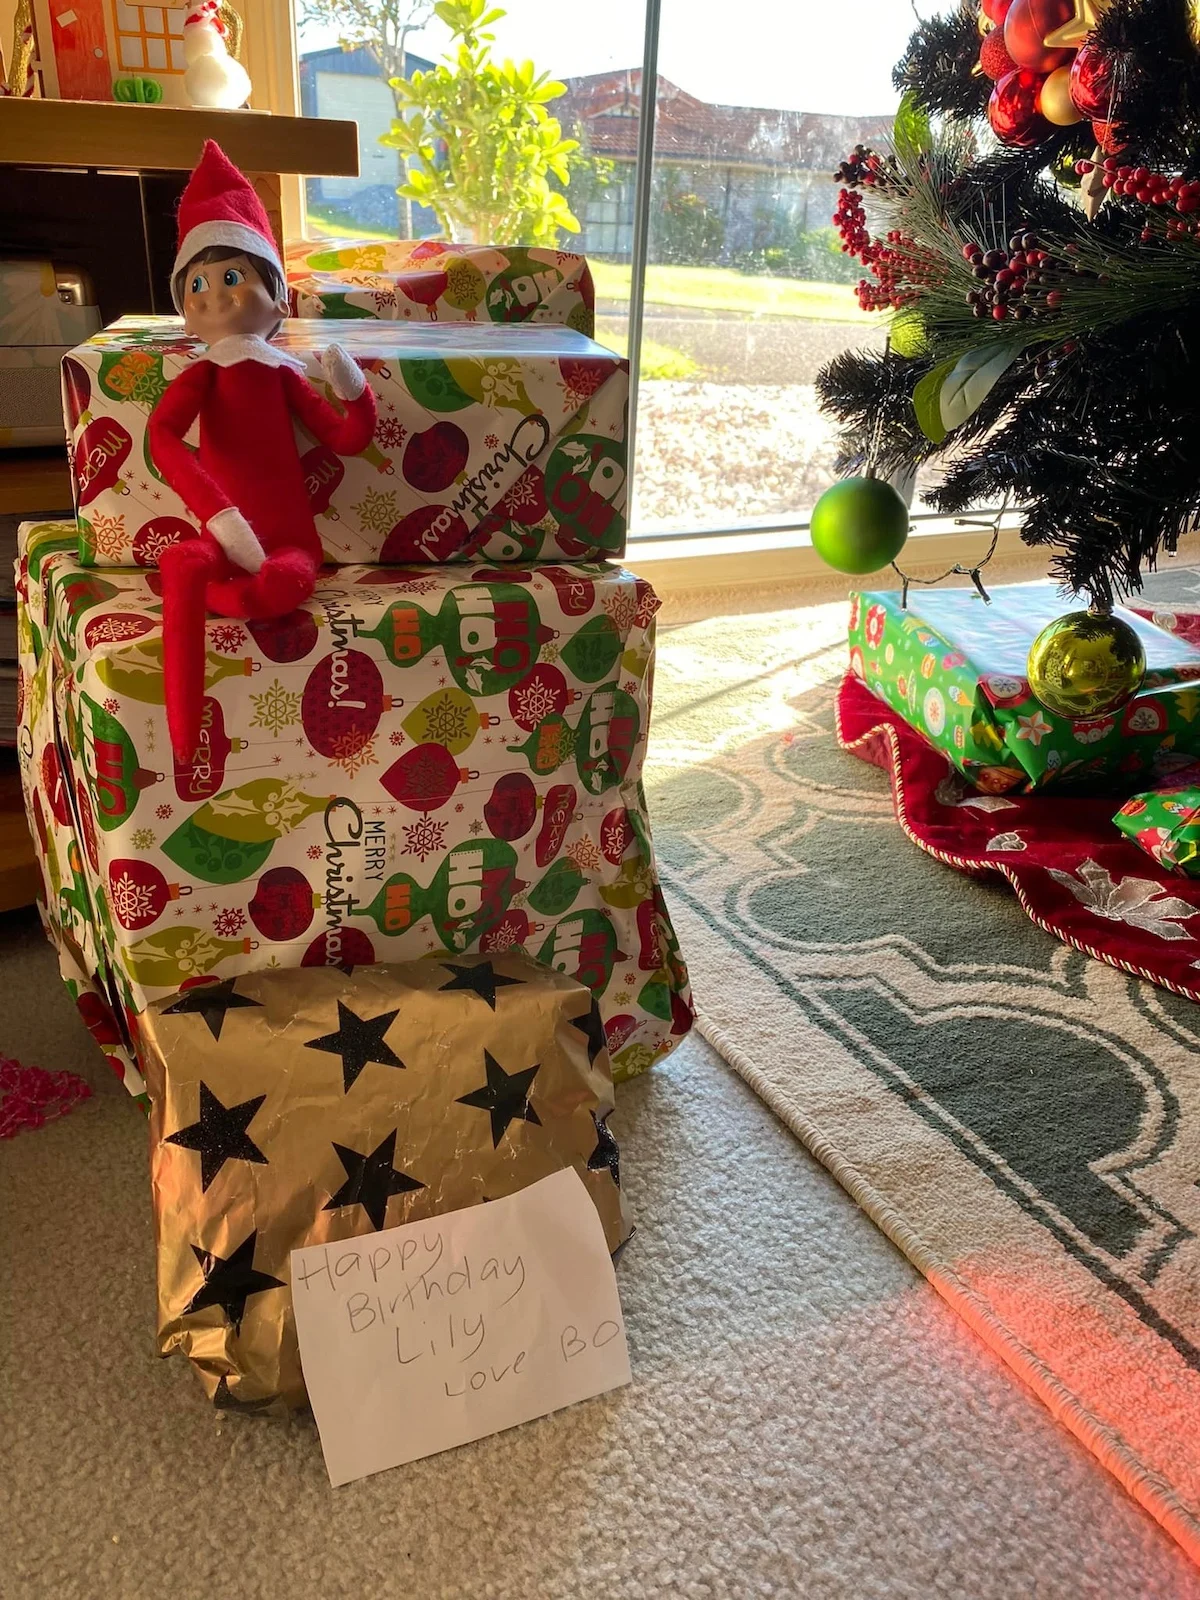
[1026,608,1146,720]
[810,476,910,575]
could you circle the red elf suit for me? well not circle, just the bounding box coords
[148,142,376,760]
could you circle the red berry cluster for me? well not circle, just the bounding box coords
[833,144,892,189]
[960,228,1085,323]
[1078,156,1200,239]
[834,188,870,257]
[834,192,938,311]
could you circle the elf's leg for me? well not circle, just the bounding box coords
[160,534,227,763]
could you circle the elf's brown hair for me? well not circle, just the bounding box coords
[173,246,287,335]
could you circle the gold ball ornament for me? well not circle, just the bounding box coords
[1026,608,1146,719]
[1038,64,1085,124]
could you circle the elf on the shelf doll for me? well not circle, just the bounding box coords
[148,140,377,761]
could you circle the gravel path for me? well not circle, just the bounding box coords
[631,380,846,529]
[592,312,892,529]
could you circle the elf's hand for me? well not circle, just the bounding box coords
[318,343,366,402]
[208,507,266,573]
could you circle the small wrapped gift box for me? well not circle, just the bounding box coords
[141,952,631,1410]
[848,584,1200,793]
[62,316,627,568]
[284,238,595,337]
[1114,769,1200,875]
[17,523,693,1100]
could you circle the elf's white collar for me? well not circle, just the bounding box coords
[198,333,307,374]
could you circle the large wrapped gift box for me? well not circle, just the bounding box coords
[285,238,595,337]
[848,583,1200,793]
[62,317,627,568]
[17,521,148,1103]
[17,522,693,1099]
[142,952,630,1410]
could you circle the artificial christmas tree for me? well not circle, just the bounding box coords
[818,0,1200,612]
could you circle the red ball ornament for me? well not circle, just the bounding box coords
[981,0,1013,22]
[1092,117,1126,153]
[1069,42,1117,121]
[381,741,471,812]
[107,858,188,929]
[302,927,375,968]
[249,866,316,941]
[1003,0,1073,72]
[980,28,1018,81]
[989,69,1053,147]
[483,771,538,840]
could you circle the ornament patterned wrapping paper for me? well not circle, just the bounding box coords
[140,952,631,1411]
[62,316,627,569]
[18,522,157,1104]
[284,238,595,338]
[848,583,1200,793]
[16,521,693,1103]
[1114,772,1200,876]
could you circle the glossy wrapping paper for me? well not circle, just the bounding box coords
[1114,772,1200,876]
[16,520,693,1103]
[140,952,631,1410]
[849,584,1200,793]
[62,316,628,568]
[284,238,595,337]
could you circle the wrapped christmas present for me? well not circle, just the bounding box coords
[1114,767,1200,875]
[848,584,1200,793]
[142,951,630,1410]
[18,523,693,1089]
[17,522,150,1102]
[62,316,627,568]
[284,238,595,337]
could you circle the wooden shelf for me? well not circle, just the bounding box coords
[0,451,73,518]
[0,98,359,178]
[0,767,39,915]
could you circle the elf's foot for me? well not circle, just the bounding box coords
[207,548,319,619]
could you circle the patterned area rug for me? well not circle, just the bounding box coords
[648,571,1200,1567]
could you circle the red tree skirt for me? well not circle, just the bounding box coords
[837,670,1200,1004]
[0,1057,91,1140]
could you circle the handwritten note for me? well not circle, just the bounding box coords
[291,1168,631,1486]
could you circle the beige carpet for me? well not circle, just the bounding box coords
[647,571,1200,1572]
[4,904,1200,1600]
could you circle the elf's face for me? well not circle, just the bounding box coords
[181,253,287,342]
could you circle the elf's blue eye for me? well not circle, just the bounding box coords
[190,273,208,294]
[223,268,245,287]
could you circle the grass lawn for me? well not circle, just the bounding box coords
[591,261,869,323]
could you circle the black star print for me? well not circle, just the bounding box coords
[165,1082,267,1192]
[304,1000,405,1093]
[570,998,607,1065]
[162,977,263,1041]
[587,1111,621,1188]
[183,1231,284,1333]
[457,1050,541,1148]
[213,1375,280,1414]
[438,960,522,1010]
[324,1129,424,1231]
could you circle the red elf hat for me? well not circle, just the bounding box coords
[171,140,284,309]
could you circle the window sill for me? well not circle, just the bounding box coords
[625,513,1034,600]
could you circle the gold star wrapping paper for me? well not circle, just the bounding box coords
[140,951,631,1412]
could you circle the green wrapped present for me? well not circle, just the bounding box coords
[1114,771,1200,874]
[848,584,1200,793]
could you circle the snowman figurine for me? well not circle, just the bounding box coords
[183,0,251,110]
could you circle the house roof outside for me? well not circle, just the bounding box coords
[299,41,435,92]
[559,70,893,174]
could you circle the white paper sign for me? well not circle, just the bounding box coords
[291,1168,631,1486]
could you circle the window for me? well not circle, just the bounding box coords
[291,0,917,542]
[113,0,187,74]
